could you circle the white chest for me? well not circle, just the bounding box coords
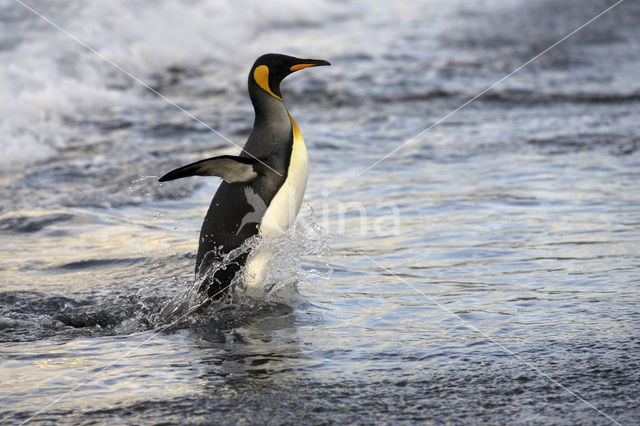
[259,117,308,237]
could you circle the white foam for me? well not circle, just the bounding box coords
[0,0,343,170]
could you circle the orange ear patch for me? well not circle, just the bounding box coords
[253,65,282,100]
[290,63,317,72]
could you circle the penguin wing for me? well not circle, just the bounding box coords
[159,155,259,183]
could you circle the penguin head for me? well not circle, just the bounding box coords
[249,53,330,101]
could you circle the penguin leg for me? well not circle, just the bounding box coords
[159,155,259,183]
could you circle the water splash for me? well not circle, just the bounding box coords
[238,205,332,303]
[151,205,331,328]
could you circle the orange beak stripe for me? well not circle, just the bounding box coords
[290,63,318,72]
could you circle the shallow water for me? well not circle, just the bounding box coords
[1,0,639,424]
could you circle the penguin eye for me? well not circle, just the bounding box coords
[253,65,282,100]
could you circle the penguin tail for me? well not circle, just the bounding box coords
[159,155,259,184]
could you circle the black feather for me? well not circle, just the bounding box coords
[159,155,259,183]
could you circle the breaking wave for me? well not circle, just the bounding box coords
[0,0,344,170]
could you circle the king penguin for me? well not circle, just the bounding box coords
[159,53,330,299]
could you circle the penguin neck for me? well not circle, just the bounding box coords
[249,85,291,131]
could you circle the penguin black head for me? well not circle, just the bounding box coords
[248,53,330,100]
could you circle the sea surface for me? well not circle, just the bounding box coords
[1,0,639,424]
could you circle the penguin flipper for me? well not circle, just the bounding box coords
[159,155,259,183]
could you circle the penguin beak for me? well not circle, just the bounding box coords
[289,59,331,72]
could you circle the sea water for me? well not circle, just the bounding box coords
[1,0,639,423]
